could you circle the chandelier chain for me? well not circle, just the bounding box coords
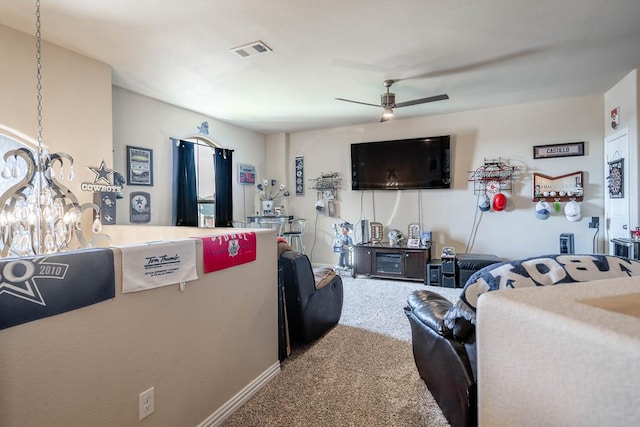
[35,0,43,150]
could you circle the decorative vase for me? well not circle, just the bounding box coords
[262,200,274,216]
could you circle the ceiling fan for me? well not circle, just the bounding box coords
[335,79,449,122]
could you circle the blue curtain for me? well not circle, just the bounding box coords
[214,147,233,227]
[172,139,198,226]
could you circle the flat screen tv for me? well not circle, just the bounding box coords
[351,135,451,190]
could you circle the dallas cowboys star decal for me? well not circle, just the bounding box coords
[89,160,114,185]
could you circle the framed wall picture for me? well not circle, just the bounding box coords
[533,141,584,159]
[238,164,256,185]
[126,145,153,186]
[608,158,624,199]
[295,155,304,196]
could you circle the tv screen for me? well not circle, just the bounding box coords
[351,135,451,190]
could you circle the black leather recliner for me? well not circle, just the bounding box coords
[405,291,476,427]
[405,254,640,427]
[278,250,344,343]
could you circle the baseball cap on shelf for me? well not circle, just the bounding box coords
[535,200,550,220]
[478,193,491,212]
[492,193,507,211]
[565,200,582,222]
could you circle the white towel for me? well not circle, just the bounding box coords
[118,239,198,293]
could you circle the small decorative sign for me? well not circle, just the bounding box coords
[238,164,256,184]
[81,160,123,194]
[533,141,584,159]
[295,155,304,196]
[130,191,151,223]
[611,107,620,130]
[94,191,117,224]
[533,142,584,159]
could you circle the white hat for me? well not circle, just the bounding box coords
[535,200,550,220]
[478,193,491,212]
[564,200,581,222]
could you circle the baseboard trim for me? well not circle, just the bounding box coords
[198,361,281,427]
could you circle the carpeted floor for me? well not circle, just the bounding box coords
[220,276,459,427]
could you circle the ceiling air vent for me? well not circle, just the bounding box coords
[231,41,272,58]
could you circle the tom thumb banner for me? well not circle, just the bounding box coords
[118,239,198,293]
[0,248,115,330]
[197,232,257,273]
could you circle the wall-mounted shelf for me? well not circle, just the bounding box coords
[468,158,518,195]
[532,171,584,202]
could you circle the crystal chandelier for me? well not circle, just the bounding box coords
[0,0,103,257]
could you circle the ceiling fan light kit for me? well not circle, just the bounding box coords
[381,108,394,122]
[336,79,449,122]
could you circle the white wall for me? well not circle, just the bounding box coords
[112,87,266,225]
[604,69,639,230]
[283,96,605,264]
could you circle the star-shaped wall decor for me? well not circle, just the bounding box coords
[89,160,114,185]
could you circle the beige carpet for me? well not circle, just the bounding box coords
[221,277,455,426]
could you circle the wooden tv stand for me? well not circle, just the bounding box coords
[354,243,432,284]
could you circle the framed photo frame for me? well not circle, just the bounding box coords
[533,141,584,159]
[126,145,153,186]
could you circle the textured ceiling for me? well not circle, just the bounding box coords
[1,0,640,134]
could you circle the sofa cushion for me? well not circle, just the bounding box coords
[456,254,501,271]
[444,254,640,329]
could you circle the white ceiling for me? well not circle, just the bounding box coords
[1,0,640,135]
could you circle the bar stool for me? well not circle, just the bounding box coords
[283,218,307,253]
[259,217,287,236]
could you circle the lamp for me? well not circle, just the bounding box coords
[0,0,103,257]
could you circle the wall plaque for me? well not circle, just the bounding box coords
[533,142,584,159]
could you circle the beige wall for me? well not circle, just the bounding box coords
[0,24,113,205]
[604,69,639,228]
[0,228,278,426]
[283,96,605,263]
[112,87,267,225]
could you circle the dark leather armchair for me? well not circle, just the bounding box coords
[278,250,343,343]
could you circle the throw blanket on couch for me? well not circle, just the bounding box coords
[444,254,640,328]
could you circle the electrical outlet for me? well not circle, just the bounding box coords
[139,387,155,420]
[589,216,600,229]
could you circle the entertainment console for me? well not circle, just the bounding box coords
[354,243,432,284]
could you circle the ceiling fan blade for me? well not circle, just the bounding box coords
[395,94,449,108]
[335,97,380,108]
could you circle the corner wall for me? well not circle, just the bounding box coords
[604,69,639,230]
[0,23,113,205]
[111,87,267,225]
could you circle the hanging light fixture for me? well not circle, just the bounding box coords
[0,0,104,257]
[381,107,394,122]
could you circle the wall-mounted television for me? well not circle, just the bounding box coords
[351,135,451,190]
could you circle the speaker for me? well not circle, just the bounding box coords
[360,219,369,244]
[560,233,575,254]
